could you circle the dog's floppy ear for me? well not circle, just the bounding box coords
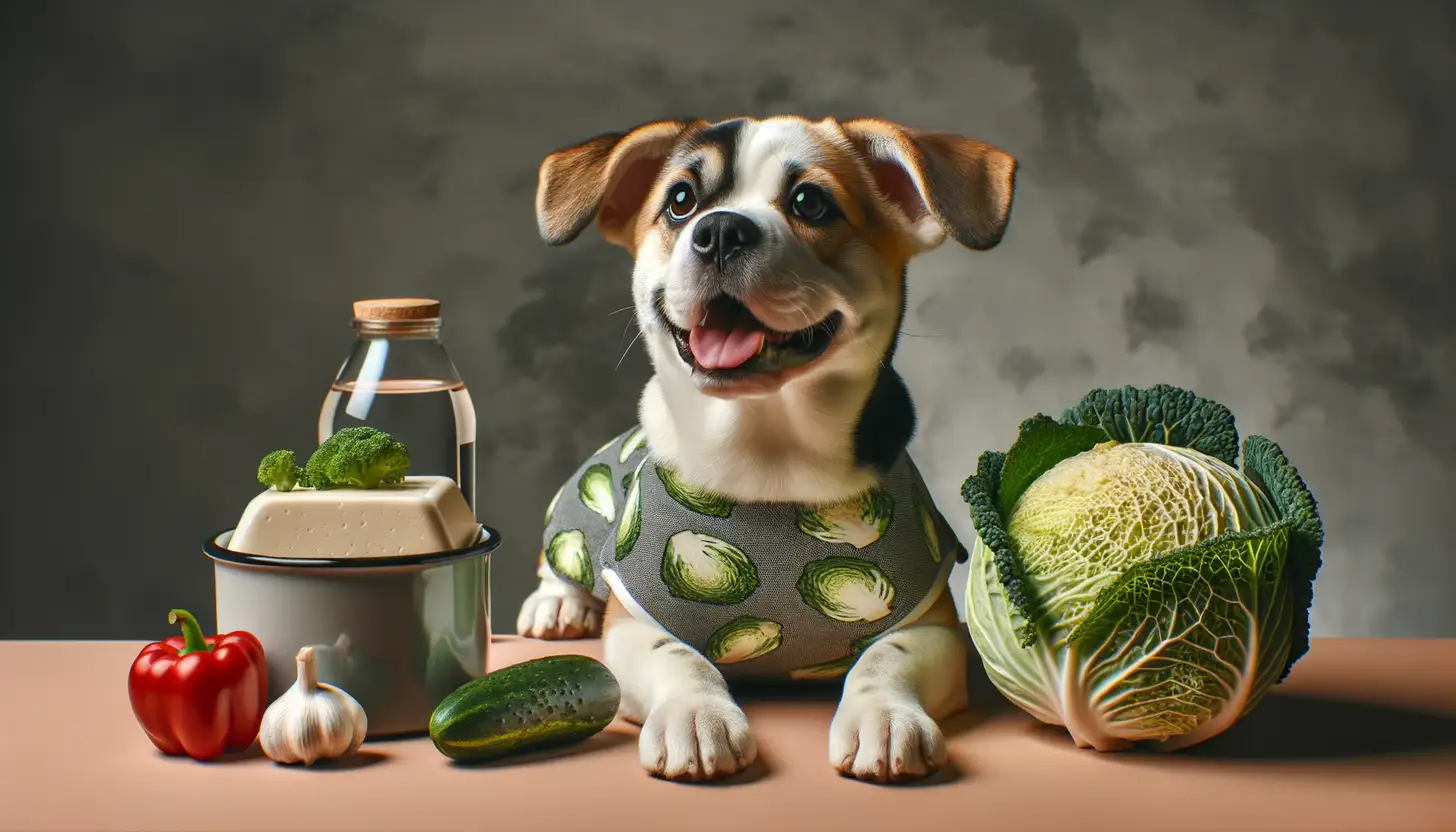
[841,118,1018,253]
[536,120,698,248]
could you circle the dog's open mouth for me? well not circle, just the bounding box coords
[656,291,842,376]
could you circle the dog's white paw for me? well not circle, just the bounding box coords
[638,693,756,781]
[515,587,602,640]
[829,692,946,782]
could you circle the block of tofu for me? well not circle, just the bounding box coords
[228,476,480,558]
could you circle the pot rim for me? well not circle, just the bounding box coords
[204,525,501,570]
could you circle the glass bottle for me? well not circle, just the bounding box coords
[318,298,478,517]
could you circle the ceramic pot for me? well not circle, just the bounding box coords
[204,526,499,737]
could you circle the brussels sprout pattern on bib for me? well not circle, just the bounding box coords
[542,425,965,680]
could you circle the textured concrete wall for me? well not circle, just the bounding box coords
[2,0,1452,639]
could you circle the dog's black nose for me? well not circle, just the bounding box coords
[691,211,761,270]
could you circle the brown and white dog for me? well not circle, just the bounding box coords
[517,116,1016,782]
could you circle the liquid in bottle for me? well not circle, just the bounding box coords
[317,299,477,515]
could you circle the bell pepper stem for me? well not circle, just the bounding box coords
[168,609,214,656]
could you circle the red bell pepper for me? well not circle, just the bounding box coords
[127,609,268,761]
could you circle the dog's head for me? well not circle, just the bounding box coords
[535,116,1017,399]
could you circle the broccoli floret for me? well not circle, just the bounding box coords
[304,426,411,489]
[257,449,304,492]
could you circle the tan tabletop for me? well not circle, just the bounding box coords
[2,636,1454,832]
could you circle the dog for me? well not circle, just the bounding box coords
[516,115,1016,783]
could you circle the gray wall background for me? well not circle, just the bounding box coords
[2,0,1452,640]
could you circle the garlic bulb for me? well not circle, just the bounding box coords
[259,646,368,765]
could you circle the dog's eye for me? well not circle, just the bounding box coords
[789,184,836,223]
[666,183,698,223]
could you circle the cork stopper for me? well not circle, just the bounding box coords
[352,298,441,321]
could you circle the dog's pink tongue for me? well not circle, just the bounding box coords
[689,325,765,370]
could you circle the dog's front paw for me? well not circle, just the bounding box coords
[829,692,946,782]
[639,694,756,781]
[515,586,603,640]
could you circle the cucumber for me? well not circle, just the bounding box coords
[429,654,621,762]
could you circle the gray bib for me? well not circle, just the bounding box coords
[541,426,963,681]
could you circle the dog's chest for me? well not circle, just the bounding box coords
[542,427,961,681]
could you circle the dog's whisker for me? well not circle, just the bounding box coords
[791,275,831,304]
[616,328,644,371]
[607,305,636,318]
[791,299,818,330]
[776,275,826,331]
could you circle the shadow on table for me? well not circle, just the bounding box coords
[1020,692,1456,762]
[446,728,635,770]
[445,729,781,786]
[155,743,393,769]
[292,749,392,771]
[1182,693,1456,761]
[157,742,267,766]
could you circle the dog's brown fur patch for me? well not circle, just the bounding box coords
[784,151,919,280]
[841,117,1018,251]
[537,119,705,248]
